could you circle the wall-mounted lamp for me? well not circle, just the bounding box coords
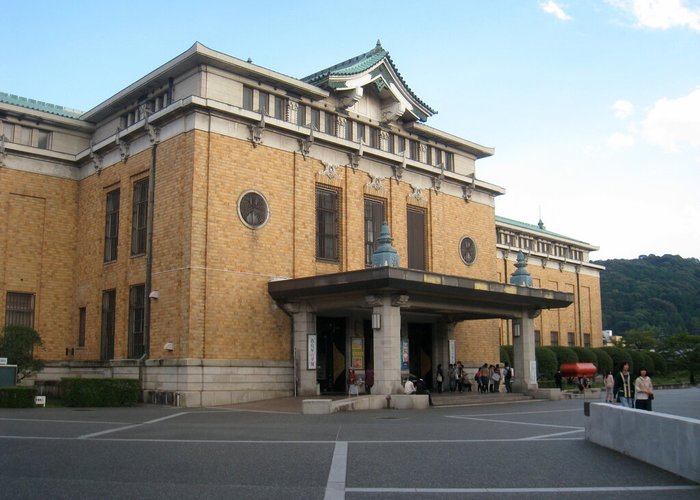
[372,313,382,330]
[163,341,174,352]
[149,290,160,299]
[513,323,521,338]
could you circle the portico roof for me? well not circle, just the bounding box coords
[269,267,573,321]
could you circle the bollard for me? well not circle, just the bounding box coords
[386,395,391,409]
[584,401,590,417]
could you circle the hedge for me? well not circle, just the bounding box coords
[61,378,140,407]
[536,346,558,379]
[0,386,36,408]
[605,347,633,372]
[648,351,667,375]
[592,348,613,375]
[571,347,597,365]
[548,346,579,367]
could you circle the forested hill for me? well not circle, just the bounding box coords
[594,254,700,337]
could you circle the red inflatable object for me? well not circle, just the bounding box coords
[559,362,597,378]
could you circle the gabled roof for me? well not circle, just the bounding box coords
[0,91,83,119]
[302,41,436,122]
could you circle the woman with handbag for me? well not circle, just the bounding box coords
[634,367,654,411]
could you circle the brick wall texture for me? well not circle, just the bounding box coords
[0,128,602,367]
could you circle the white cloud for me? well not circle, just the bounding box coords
[643,87,700,153]
[541,1,572,21]
[611,0,700,31]
[612,99,635,119]
[608,132,636,149]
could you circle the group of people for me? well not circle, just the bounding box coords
[605,362,654,411]
[434,362,514,394]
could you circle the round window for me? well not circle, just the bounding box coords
[238,190,269,229]
[459,236,477,265]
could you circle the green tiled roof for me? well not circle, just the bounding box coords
[496,215,592,246]
[0,92,83,119]
[302,41,436,115]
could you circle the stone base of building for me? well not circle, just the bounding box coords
[30,358,294,407]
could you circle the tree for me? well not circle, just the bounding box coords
[659,333,700,384]
[0,325,44,382]
[621,328,660,351]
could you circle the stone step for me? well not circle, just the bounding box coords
[430,392,533,406]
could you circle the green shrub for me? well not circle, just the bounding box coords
[592,348,613,374]
[0,387,36,408]
[571,347,597,365]
[0,325,44,381]
[503,345,513,365]
[639,351,655,375]
[629,350,645,375]
[500,346,511,367]
[536,346,558,379]
[547,346,579,367]
[648,351,667,375]
[605,347,633,372]
[61,378,140,407]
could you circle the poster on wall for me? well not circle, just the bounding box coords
[351,337,364,369]
[448,339,456,365]
[401,339,409,370]
[530,360,537,384]
[307,334,317,370]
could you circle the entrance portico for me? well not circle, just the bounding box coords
[269,266,573,396]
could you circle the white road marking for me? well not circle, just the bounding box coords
[0,417,131,425]
[448,414,583,431]
[324,441,348,500]
[345,485,700,494]
[521,429,584,440]
[77,412,188,439]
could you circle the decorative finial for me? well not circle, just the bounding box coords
[538,219,545,230]
[371,222,400,267]
[510,251,533,287]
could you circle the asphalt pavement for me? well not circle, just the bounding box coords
[0,388,698,499]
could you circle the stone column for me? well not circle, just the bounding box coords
[287,303,317,396]
[368,294,407,394]
[512,308,538,393]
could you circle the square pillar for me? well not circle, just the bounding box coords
[288,304,317,396]
[368,294,407,395]
[512,309,538,393]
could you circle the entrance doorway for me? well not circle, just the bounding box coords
[317,317,346,394]
[408,323,433,386]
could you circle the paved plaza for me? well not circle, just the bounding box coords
[1,388,698,499]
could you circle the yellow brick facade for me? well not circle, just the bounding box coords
[0,42,604,403]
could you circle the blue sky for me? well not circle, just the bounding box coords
[3,0,699,260]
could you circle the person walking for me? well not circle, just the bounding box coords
[554,369,563,390]
[604,370,615,403]
[365,366,374,395]
[455,361,464,393]
[613,362,635,408]
[436,364,444,393]
[480,364,489,394]
[634,367,654,411]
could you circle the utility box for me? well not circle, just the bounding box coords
[0,365,18,387]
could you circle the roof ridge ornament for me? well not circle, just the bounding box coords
[371,221,400,267]
[510,251,533,287]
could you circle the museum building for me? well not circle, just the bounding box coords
[0,42,603,405]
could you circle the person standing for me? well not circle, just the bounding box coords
[448,364,456,392]
[604,371,615,403]
[503,363,513,393]
[613,362,635,408]
[435,364,444,393]
[492,364,502,393]
[348,368,359,396]
[554,369,563,390]
[455,361,464,393]
[480,364,489,393]
[634,367,654,411]
[365,366,374,395]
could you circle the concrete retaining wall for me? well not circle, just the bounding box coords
[302,394,429,414]
[585,402,700,483]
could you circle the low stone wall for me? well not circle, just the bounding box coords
[585,402,700,483]
[31,358,293,407]
[302,394,429,414]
